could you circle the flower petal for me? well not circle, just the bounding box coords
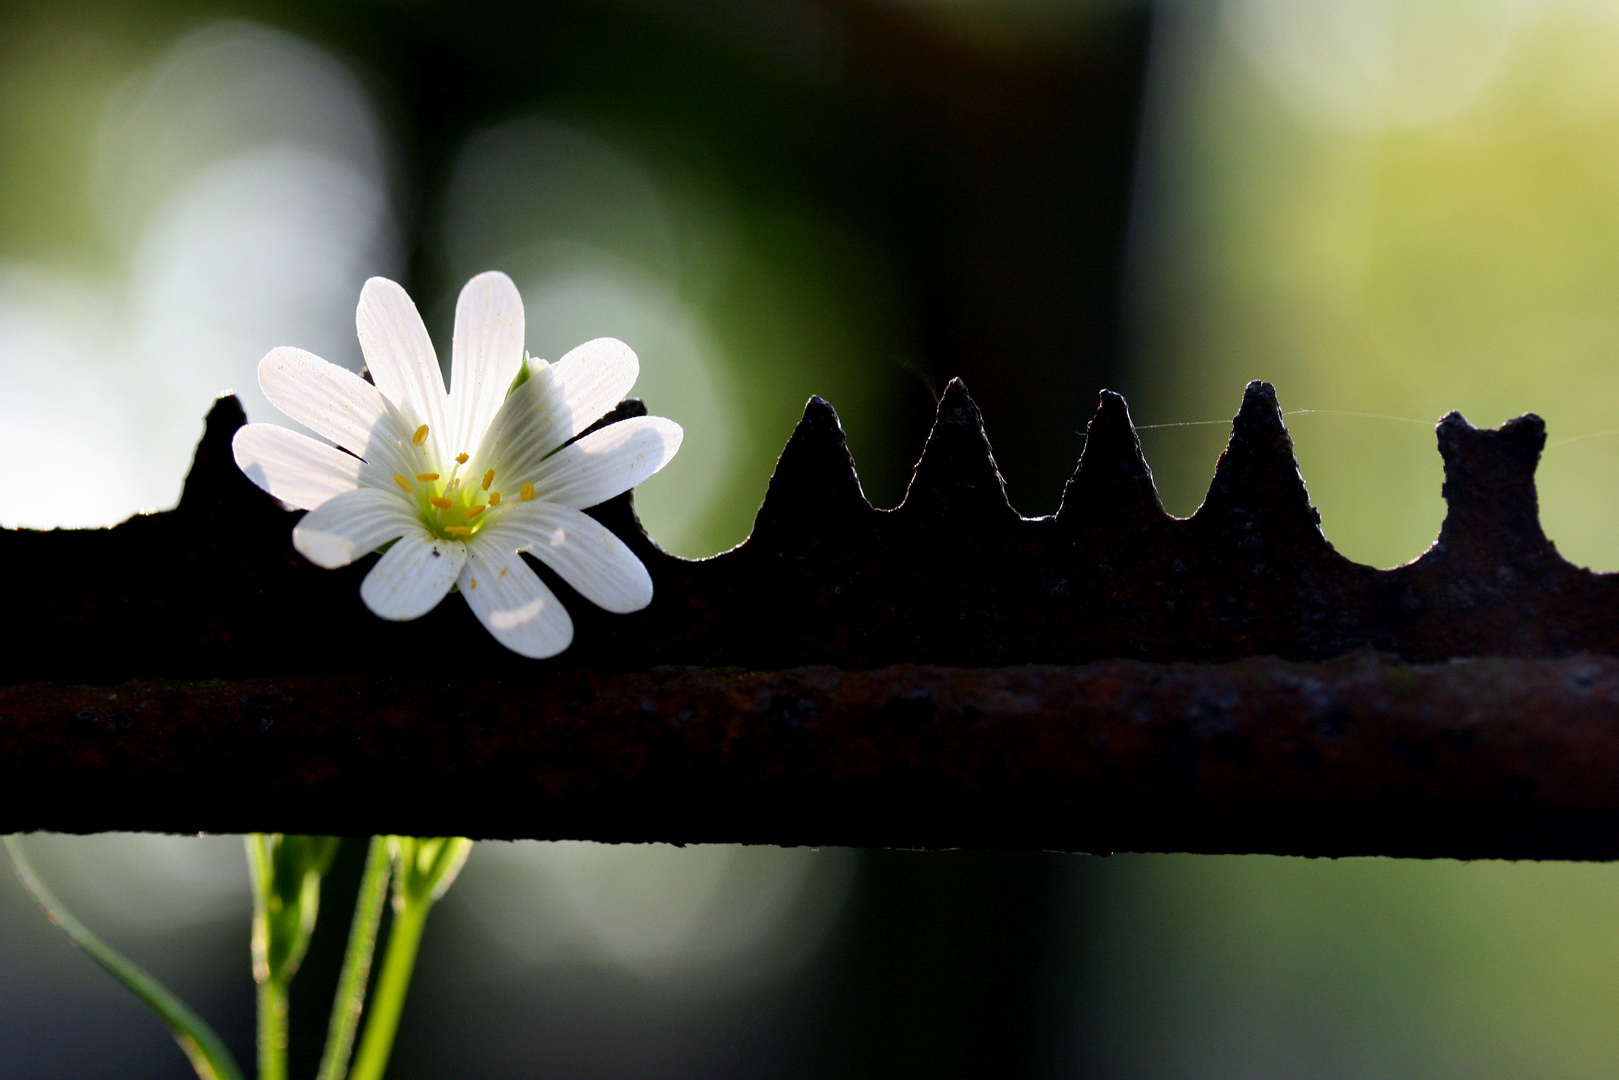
[473,337,638,477]
[458,542,573,658]
[360,531,466,620]
[448,271,525,455]
[356,277,448,452]
[293,487,418,569]
[492,502,652,613]
[232,423,362,510]
[528,416,683,510]
[257,346,398,458]
[548,337,639,437]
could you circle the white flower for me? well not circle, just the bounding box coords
[231,271,682,658]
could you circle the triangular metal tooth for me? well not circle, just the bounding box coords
[177,394,262,518]
[1430,411,1550,560]
[1057,390,1165,526]
[749,395,873,541]
[1193,380,1321,535]
[896,378,1019,524]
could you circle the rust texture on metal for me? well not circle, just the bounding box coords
[6,656,1619,859]
[5,379,1619,852]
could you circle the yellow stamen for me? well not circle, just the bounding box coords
[469,578,478,589]
[444,525,472,536]
[393,473,413,492]
[430,496,452,510]
[520,482,535,501]
[466,504,486,519]
[416,472,439,482]
[482,469,494,491]
[456,452,469,465]
[499,567,508,577]
[488,491,501,506]
[412,424,429,446]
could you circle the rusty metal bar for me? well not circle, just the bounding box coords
[6,655,1619,860]
[7,382,1619,855]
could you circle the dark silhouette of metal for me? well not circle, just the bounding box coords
[5,381,1619,855]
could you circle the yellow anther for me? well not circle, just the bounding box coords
[469,578,478,589]
[488,491,501,506]
[466,504,486,520]
[520,482,536,501]
[482,469,494,491]
[416,472,439,482]
[499,567,508,577]
[456,452,469,465]
[444,525,472,536]
[430,497,452,510]
[392,473,413,492]
[412,424,429,446]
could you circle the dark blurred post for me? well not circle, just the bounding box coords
[830,1,1155,513]
[813,851,1077,1079]
[797,6,1154,1075]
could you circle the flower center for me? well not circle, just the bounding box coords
[390,424,522,541]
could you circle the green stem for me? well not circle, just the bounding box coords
[348,897,430,1080]
[316,837,391,1080]
[257,977,288,1080]
[4,835,247,1080]
[247,834,286,1080]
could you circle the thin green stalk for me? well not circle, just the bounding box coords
[317,836,391,1080]
[342,836,471,1080]
[4,835,246,1080]
[257,977,288,1080]
[347,897,430,1080]
[245,832,340,1080]
[246,834,286,1080]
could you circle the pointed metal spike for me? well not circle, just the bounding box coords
[177,394,257,516]
[1058,390,1164,525]
[897,378,1018,523]
[1431,411,1550,560]
[1194,380,1320,533]
[749,395,872,540]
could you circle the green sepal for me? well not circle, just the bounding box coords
[506,355,533,397]
[389,836,474,906]
[248,833,341,985]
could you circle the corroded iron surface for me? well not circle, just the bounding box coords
[6,656,1619,858]
[7,381,1619,853]
[1,379,1613,684]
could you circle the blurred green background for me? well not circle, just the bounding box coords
[9,0,1619,1077]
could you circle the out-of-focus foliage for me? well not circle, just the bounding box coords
[0,6,918,556]
[0,14,398,531]
[1129,0,1619,571]
[1070,855,1619,1080]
